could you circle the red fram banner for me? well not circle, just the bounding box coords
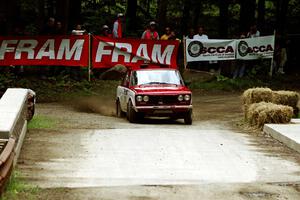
[0,35,89,67]
[0,35,180,69]
[92,36,179,69]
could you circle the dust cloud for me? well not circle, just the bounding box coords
[72,96,116,117]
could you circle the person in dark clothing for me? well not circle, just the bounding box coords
[41,17,56,35]
[55,21,64,35]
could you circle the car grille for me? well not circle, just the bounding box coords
[148,95,181,105]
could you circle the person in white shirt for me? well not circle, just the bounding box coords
[193,26,208,40]
[72,24,86,35]
[247,24,260,38]
[113,13,124,38]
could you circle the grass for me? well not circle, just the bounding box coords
[0,171,39,200]
[28,115,57,129]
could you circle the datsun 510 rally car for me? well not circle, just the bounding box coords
[116,66,193,124]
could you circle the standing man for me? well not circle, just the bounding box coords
[247,24,260,38]
[41,17,56,35]
[141,21,159,40]
[72,24,86,35]
[101,25,112,38]
[113,13,124,38]
[160,27,171,40]
[193,26,208,40]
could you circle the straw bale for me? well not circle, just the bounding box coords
[242,88,273,105]
[247,102,293,128]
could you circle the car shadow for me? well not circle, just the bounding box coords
[138,117,185,125]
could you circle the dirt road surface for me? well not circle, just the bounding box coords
[17,92,300,199]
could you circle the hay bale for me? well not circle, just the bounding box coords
[247,102,293,128]
[242,88,273,119]
[272,90,299,109]
[242,88,273,105]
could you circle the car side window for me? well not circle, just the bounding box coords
[130,71,137,86]
[122,72,130,87]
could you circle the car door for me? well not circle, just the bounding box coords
[119,71,130,111]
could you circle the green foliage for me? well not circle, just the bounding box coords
[28,115,57,129]
[0,171,39,200]
[0,71,14,90]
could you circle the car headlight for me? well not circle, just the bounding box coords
[184,94,190,101]
[178,95,184,101]
[136,95,143,102]
[143,95,149,102]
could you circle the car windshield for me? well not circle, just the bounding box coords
[131,70,183,86]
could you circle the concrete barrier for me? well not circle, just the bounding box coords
[0,88,31,194]
[264,123,300,154]
[0,88,30,164]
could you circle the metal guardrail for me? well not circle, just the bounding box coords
[0,88,34,195]
[0,138,15,194]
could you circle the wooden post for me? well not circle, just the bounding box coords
[269,30,276,77]
[88,33,92,82]
[183,37,188,70]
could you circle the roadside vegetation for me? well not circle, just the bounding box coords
[0,171,39,200]
[1,68,299,103]
[27,115,58,129]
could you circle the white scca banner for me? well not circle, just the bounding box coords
[236,35,275,60]
[186,39,236,62]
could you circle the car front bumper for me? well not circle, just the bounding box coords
[134,105,192,113]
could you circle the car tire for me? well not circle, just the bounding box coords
[184,110,193,125]
[116,100,125,118]
[127,100,138,123]
[27,104,35,121]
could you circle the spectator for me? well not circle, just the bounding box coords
[247,24,260,38]
[168,31,181,42]
[71,24,86,80]
[186,28,195,39]
[72,24,86,35]
[274,33,287,74]
[193,26,208,40]
[160,27,171,40]
[113,13,124,38]
[41,17,56,35]
[55,21,64,35]
[141,21,159,40]
[101,25,112,37]
[233,33,247,79]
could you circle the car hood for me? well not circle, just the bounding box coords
[131,85,191,95]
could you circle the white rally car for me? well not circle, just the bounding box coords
[116,66,193,124]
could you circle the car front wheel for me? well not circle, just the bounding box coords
[116,100,125,118]
[127,100,138,123]
[184,110,193,125]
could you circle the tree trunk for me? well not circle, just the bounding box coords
[157,0,168,31]
[37,0,45,31]
[239,0,256,32]
[219,0,229,38]
[0,0,18,34]
[276,0,289,34]
[46,0,55,17]
[257,0,265,33]
[181,0,192,35]
[192,1,202,28]
[68,0,81,30]
[126,0,137,32]
[56,0,70,33]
